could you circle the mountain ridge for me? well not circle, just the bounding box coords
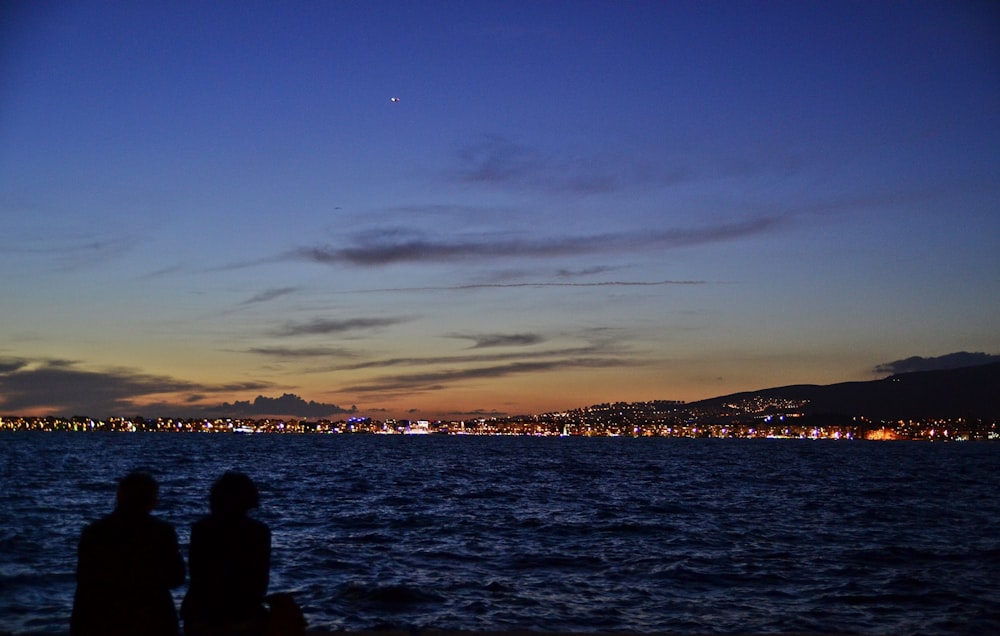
[687,362,1000,419]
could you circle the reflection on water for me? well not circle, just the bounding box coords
[1,433,998,634]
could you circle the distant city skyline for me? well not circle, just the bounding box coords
[2,2,998,420]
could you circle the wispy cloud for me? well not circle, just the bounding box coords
[461,334,544,348]
[557,265,619,277]
[449,333,545,349]
[2,233,137,272]
[332,347,596,372]
[241,287,299,306]
[247,346,357,358]
[351,279,707,293]
[451,135,648,194]
[332,335,630,373]
[341,357,638,394]
[455,135,544,186]
[272,317,407,337]
[290,217,782,268]
[136,265,184,280]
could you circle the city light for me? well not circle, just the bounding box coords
[1,405,995,441]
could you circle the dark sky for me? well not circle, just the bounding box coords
[1,1,998,418]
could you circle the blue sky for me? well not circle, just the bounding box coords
[2,1,998,419]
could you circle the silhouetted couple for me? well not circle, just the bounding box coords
[71,470,272,636]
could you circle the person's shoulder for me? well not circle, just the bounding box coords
[145,514,180,538]
[252,517,271,534]
[83,513,109,530]
[241,516,271,540]
[230,515,269,533]
[81,512,118,536]
[188,515,215,538]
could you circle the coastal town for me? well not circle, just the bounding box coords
[3,398,997,441]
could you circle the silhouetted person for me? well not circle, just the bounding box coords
[71,471,186,636]
[182,471,271,636]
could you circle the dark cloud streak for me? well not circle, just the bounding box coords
[332,341,629,372]
[290,217,782,267]
[450,333,545,349]
[247,346,357,358]
[341,357,637,394]
[272,317,407,337]
[874,352,1000,375]
[241,287,299,305]
[557,266,618,277]
[351,280,708,293]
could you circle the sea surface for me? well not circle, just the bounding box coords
[1,433,998,635]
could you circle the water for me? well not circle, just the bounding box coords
[1,433,998,635]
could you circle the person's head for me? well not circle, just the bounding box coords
[116,471,159,515]
[209,471,260,517]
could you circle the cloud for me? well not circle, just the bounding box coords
[456,135,540,183]
[0,358,270,416]
[272,317,407,337]
[341,357,638,394]
[241,287,298,305]
[449,333,545,349]
[352,279,707,293]
[0,357,357,418]
[873,352,1000,375]
[451,135,642,194]
[334,348,582,371]
[291,217,782,268]
[206,393,355,418]
[2,232,137,272]
[557,266,619,277]
[137,265,184,280]
[333,338,628,372]
[247,346,357,358]
[0,357,29,374]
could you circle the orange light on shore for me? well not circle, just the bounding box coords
[866,427,899,441]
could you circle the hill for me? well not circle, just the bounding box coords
[688,362,1000,420]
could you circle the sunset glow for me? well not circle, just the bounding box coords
[1,2,998,420]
